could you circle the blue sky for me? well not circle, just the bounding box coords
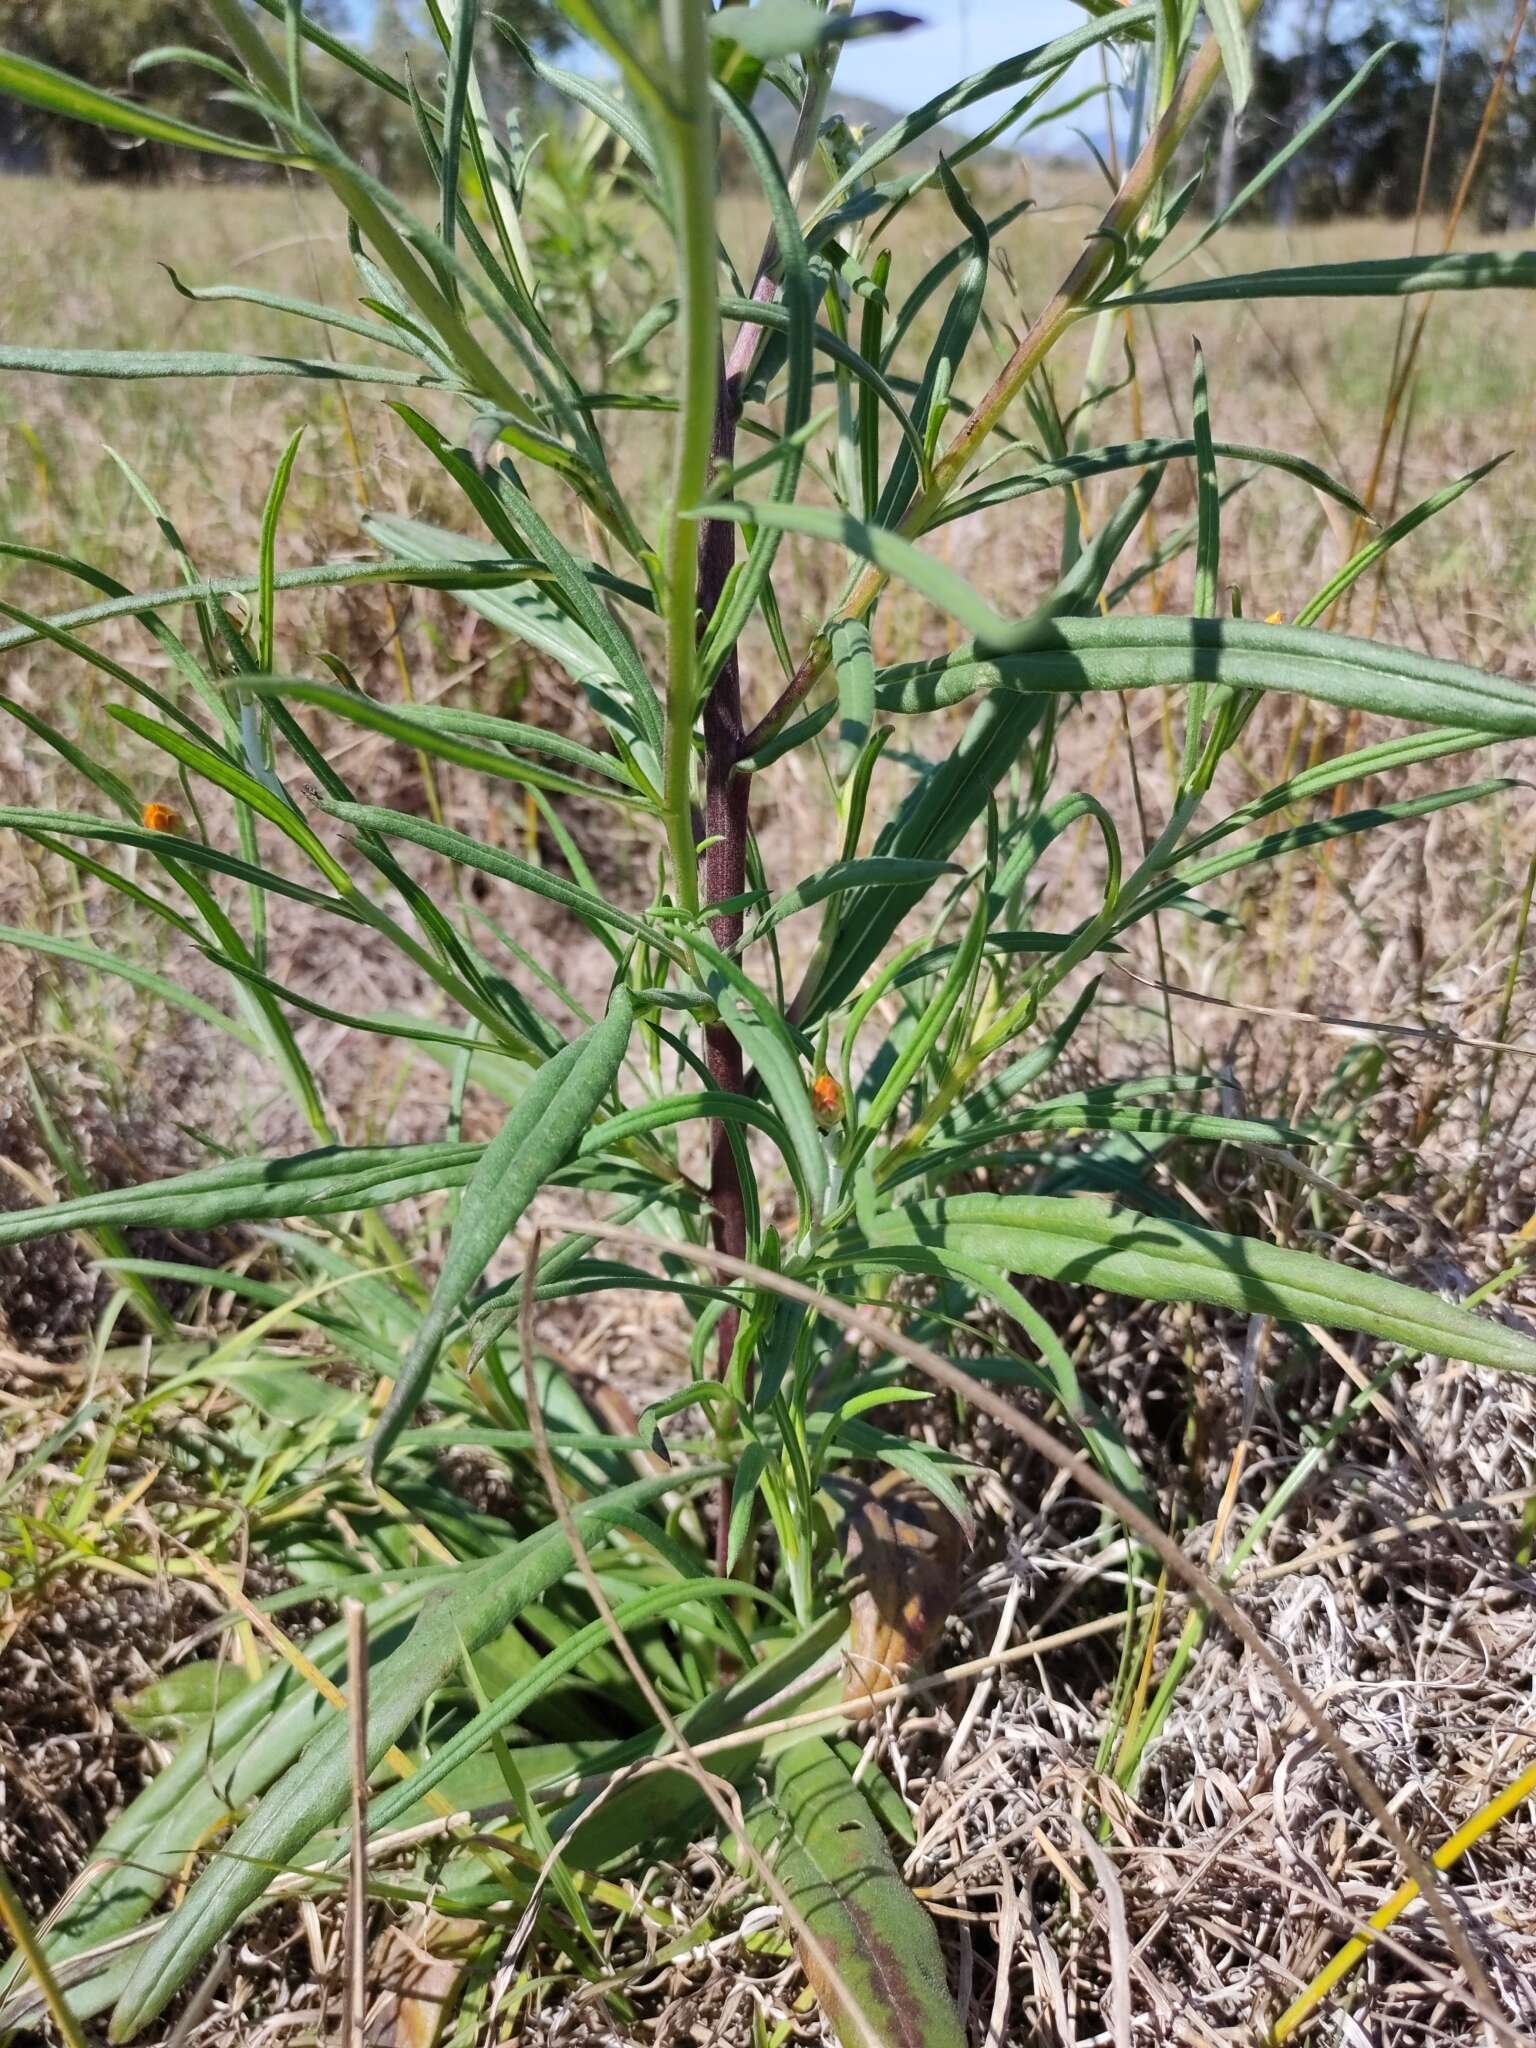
[832,1,1115,150]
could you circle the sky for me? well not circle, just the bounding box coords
[830,0,1116,152]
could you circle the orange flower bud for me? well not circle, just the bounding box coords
[141,802,182,834]
[811,1072,844,1126]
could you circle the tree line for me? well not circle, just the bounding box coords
[1189,5,1535,228]
[2,0,1532,229]
[0,0,560,181]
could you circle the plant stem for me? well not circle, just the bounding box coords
[657,0,719,918]
[699,372,752,1573]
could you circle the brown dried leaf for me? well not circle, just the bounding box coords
[837,1469,966,1718]
[365,1912,478,2048]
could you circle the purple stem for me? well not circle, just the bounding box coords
[697,282,779,1573]
[698,356,751,1575]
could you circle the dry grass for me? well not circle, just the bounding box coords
[2,164,1536,2045]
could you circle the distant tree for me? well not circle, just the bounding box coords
[1186,4,1536,227]
[0,0,567,181]
[0,0,218,174]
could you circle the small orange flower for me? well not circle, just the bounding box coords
[141,801,182,834]
[811,1072,844,1127]
[1264,610,1285,626]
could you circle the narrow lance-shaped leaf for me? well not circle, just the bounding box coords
[808,6,1155,223]
[0,1139,487,1250]
[159,264,417,351]
[852,1195,1536,1379]
[1203,0,1252,109]
[362,510,664,792]
[690,936,829,1223]
[746,858,959,946]
[1167,41,1398,269]
[708,472,1163,654]
[744,1738,967,2048]
[0,556,548,660]
[876,157,988,529]
[4,1576,456,2021]
[794,470,1163,1024]
[0,344,452,386]
[241,677,647,804]
[368,988,635,1471]
[875,617,1536,738]
[931,433,1370,527]
[1105,248,1536,311]
[0,47,303,162]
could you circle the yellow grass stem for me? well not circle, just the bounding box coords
[1272,1752,1536,2041]
[0,1866,90,2048]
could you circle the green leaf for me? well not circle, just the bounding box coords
[1295,457,1507,627]
[1108,248,1536,311]
[359,1573,759,1845]
[1169,42,1397,267]
[1150,779,1514,909]
[854,1195,1536,1378]
[585,1090,814,1221]
[370,988,634,1470]
[0,48,302,163]
[106,1471,686,2042]
[241,677,645,802]
[159,265,416,353]
[492,21,659,175]
[874,617,1536,737]
[108,707,351,892]
[0,556,543,660]
[6,1574,454,2011]
[0,343,449,387]
[810,6,1155,224]
[747,859,959,946]
[716,294,929,486]
[362,510,663,790]
[727,1439,771,1572]
[0,807,353,917]
[707,1,919,59]
[320,800,663,955]
[860,889,987,1148]
[439,0,479,261]
[0,927,258,1049]
[709,499,1013,642]
[711,469,1161,653]
[0,1139,485,1250]
[699,90,818,687]
[790,474,1161,1026]
[388,415,660,750]
[1203,0,1252,109]
[933,433,1370,526]
[257,430,304,674]
[881,197,1033,365]
[831,619,876,770]
[878,158,988,529]
[1177,726,1495,862]
[745,1738,966,2048]
[691,936,829,1223]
